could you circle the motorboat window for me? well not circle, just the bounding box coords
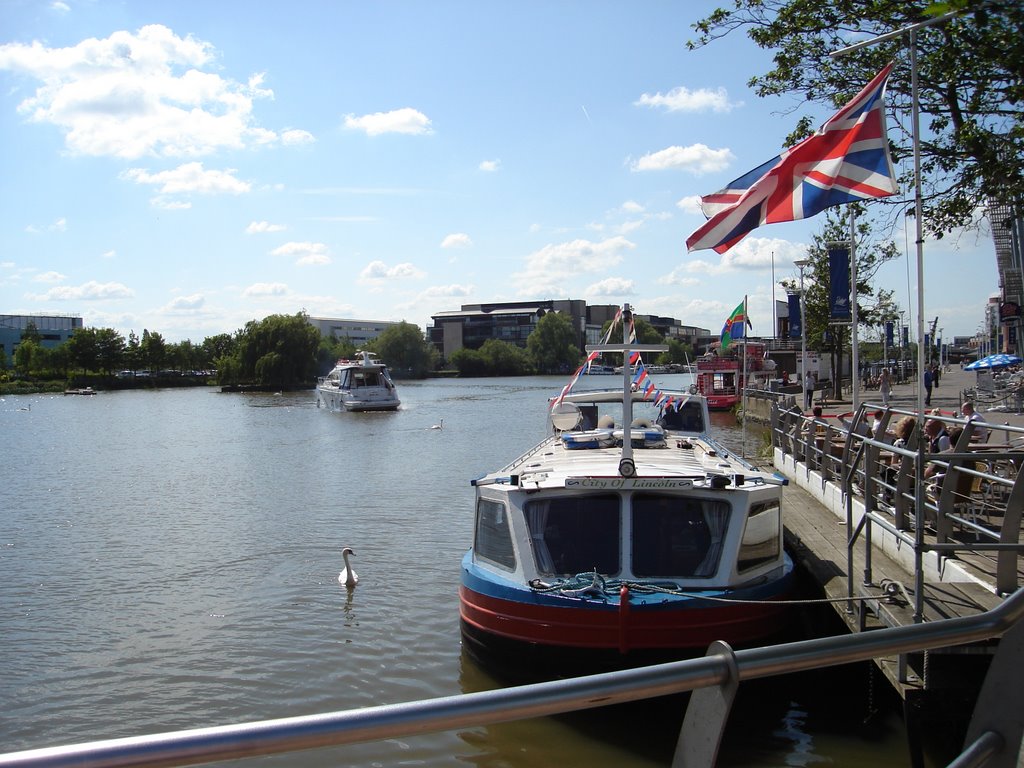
[737,501,781,571]
[658,402,704,432]
[525,495,620,577]
[475,499,515,570]
[631,495,728,578]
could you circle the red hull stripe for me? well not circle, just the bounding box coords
[459,586,789,651]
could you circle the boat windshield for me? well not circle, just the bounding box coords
[631,495,728,578]
[525,495,620,576]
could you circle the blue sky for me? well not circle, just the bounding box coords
[0,1,997,345]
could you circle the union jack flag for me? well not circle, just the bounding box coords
[687,63,898,254]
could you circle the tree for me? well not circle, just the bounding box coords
[478,339,534,376]
[66,327,99,374]
[228,312,321,387]
[689,1,1023,237]
[366,322,438,378]
[14,339,39,377]
[124,331,142,372]
[449,347,489,377]
[20,321,42,345]
[527,312,580,374]
[780,206,899,398]
[140,330,168,373]
[95,328,126,375]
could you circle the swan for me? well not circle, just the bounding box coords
[338,547,359,588]
[17,403,31,412]
[430,419,444,430]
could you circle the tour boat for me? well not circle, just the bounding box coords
[695,340,778,410]
[316,351,400,412]
[459,306,794,680]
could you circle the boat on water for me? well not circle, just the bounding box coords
[316,351,400,412]
[695,340,777,410]
[459,305,794,680]
[64,387,97,396]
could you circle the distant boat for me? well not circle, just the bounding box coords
[582,364,616,375]
[695,341,777,411]
[64,387,97,396]
[316,351,400,412]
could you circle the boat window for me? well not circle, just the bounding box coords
[525,495,620,576]
[631,495,729,578]
[658,402,704,432]
[475,499,515,570]
[738,501,781,571]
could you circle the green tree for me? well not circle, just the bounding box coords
[230,312,321,387]
[527,312,580,374]
[124,331,142,372]
[14,339,39,377]
[20,321,42,345]
[200,333,235,370]
[448,347,488,377]
[366,322,438,378]
[780,207,899,398]
[661,338,696,366]
[140,330,168,373]
[96,328,126,375]
[66,327,99,374]
[479,339,534,376]
[690,1,1023,237]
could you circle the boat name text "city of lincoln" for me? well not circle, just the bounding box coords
[564,477,695,490]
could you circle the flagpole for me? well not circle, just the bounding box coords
[850,207,860,413]
[742,295,748,458]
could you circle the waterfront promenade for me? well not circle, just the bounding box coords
[811,363,1024,430]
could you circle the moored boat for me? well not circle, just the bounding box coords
[695,340,777,410]
[316,351,400,412]
[459,305,794,681]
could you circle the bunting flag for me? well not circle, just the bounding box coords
[721,299,752,352]
[686,63,898,254]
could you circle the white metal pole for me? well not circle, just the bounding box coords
[850,208,860,412]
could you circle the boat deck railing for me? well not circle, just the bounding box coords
[771,402,1024,599]
[2,589,1022,768]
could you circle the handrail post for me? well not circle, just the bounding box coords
[673,641,739,768]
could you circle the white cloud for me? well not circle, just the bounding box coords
[631,144,734,174]
[635,86,740,113]
[246,220,286,234]
[677,195,705,215]
[50,2,70,13]
[682,236,809,276]
[30,280,133,300]
[343,107,433,136]
[122,162,250,196]
[657,268,701,287]
[270,241,331,266]
[585,277,635,296]
[101,249,116,259]
[243,282,289,297]
[515,236,635,295]
[421,284,473,298]
[0,24,277,158]
[441,233,472,249]
[479,159,500,172]
[165,294,205,311]
[33,270,66,283]
[621,201,644,213]
[281,128,315,145]
[359,260,425,283]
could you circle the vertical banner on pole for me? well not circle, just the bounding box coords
[788,295,802,338]
[885,321,894,348]
[902,325,909,347]
[828,246,851,320]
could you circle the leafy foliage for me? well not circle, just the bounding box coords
[689,1,1023,237]
[365,321,438,378]
[527,312,581,374]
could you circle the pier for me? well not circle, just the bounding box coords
[767,364,1023,759]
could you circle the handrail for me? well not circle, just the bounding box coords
[3,590,1023,768]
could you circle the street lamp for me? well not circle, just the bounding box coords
[794,258,812,405]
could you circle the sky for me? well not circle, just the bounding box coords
[0,1,999,345]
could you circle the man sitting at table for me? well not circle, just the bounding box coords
[961,401,989,442]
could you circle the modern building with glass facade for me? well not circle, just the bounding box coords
[306,317,401,346]
[0,314,83,366]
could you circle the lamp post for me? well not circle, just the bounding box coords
[939,327,944,369]
[898,309,906,381]
[794,258,812,404]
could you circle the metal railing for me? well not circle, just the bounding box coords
[771,402,1024,597]
[2,589,1023,768]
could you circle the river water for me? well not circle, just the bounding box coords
[1,376,916,766]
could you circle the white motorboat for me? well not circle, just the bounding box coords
[316,351,400,412]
